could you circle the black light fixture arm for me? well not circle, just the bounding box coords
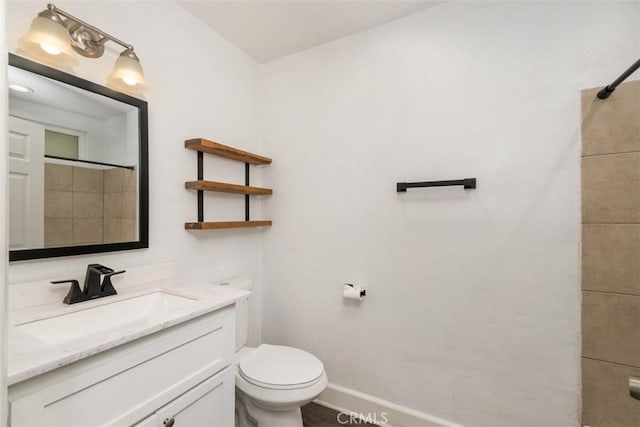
[597,57,640,99]
[47,3,134,54]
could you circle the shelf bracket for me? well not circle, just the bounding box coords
[245,163,250,221]
[197,151,204,222]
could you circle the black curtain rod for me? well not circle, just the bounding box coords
[597,57,640,99]
[45,154,135,170]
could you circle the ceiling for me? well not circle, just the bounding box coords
[8,66,133,120]
[178,1,442,63]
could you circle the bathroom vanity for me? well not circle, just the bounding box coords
[7,263,246,426]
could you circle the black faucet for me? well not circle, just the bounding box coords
[52,264,125,304]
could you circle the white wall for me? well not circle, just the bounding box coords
[259,2,639,425]
[0,2,9,425]
[104,112,132,165]
[6,1,265,343]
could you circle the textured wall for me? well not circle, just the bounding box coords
[259,2,640,425]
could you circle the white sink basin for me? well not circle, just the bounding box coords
[16,291,198,345]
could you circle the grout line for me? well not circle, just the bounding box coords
[581,151,640,158]
[583,289,640,297]
[582,222,640,225]
[582,356,640,370]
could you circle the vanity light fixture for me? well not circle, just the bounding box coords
[17,3,147,94]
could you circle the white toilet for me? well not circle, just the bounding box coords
[218,278,328,427]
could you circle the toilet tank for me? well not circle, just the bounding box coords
[213,277,252,351]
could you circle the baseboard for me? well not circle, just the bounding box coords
[314,383,461,427]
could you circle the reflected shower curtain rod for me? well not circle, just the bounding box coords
[597,57,640,99]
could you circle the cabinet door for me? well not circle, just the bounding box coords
[155,366,234,427]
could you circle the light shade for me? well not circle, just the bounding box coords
[107,50,147,95]
[17,11,78,69]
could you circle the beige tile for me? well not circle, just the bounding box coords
[122,191,137,218]
[582,81,640,156]
[582,153,640,223]
[583,224,640,295]
[44,218,73,247]
[122,168,137,192]
[44,191,72,218]
[583,291,640,367]
[582,357,640,427]
[72,167,103,193]
[122,218,137,241]
[44,164,72,191]
[73,218,103,244]
[104,168,123,193]
[73,192,103,218]
[103,218,123,243]
[103,193,123,218]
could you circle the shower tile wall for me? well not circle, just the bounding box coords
[44,164,136,247]
[581,81,640,427]
[44,164,74,246]
[45,164,103,246]
[103,167,137,243]
[72,166,104,244]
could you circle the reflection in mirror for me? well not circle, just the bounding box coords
[8,54,148,261]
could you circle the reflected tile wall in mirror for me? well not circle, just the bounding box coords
[44,163,137,247]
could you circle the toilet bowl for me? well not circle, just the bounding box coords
[235,345,328,427]
[212,278,327,427]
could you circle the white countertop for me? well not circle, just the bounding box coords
[8,267,249,386]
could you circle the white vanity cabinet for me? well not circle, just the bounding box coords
[8,306,235,427]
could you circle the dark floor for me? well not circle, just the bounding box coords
[301,403,377,426]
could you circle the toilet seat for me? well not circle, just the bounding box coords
[238,344,325,390]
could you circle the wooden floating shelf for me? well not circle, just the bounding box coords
[185,221,272,230]
[185,137,272,230]
[185,138,272,165]
[185,180,272,196]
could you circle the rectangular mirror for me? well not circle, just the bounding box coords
[8,54,148,261]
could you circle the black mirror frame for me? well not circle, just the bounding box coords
[8,53,149,262]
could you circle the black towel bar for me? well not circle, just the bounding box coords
[396,178,476,192]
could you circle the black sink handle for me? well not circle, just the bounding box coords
[51,279,88,304]
[103,270,126,280]
[101,270,126,295]
[104,270,126,277]
[51,279,79,285]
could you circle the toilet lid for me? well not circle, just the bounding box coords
[239,344,324,389]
